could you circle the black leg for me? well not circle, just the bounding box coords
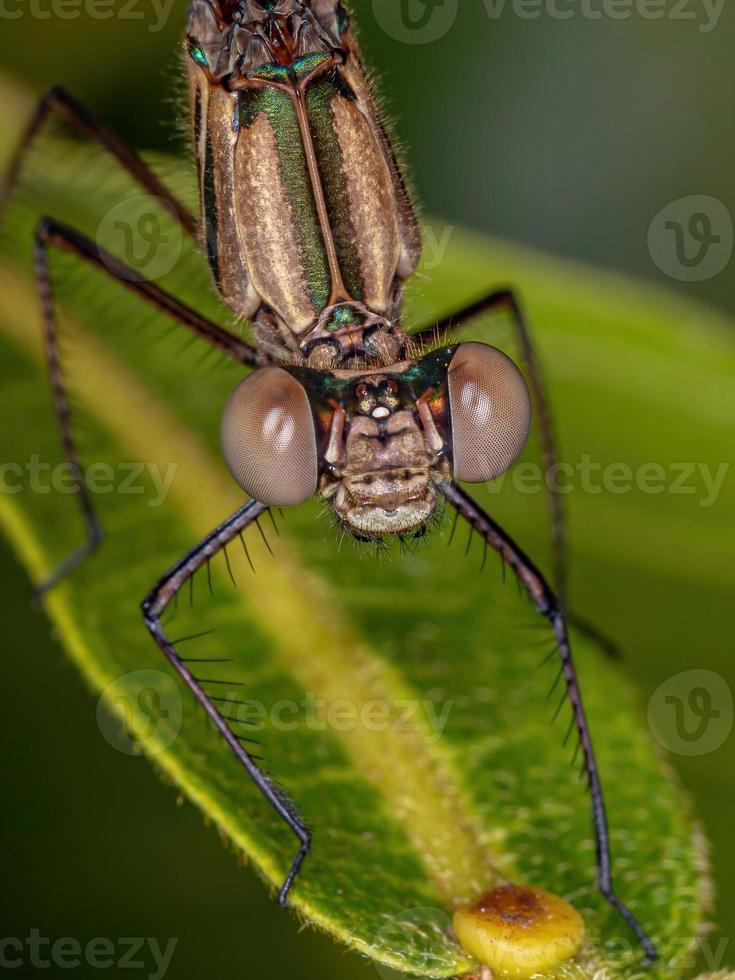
[412,289,566,599]
[438,480,657,964]
[32,216,259,596]
[413,289,622,657]
[1,86,198,238]
[141,500,312,906]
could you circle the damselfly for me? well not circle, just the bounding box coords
[1,0,656,964]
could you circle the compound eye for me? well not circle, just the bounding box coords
[221,367,318,506]
[447,342,531,483]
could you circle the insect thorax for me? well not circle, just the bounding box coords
[187,0,422,369]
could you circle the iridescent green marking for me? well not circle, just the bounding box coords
[293,53,331,78]
[334,306,358,324]
[402,347,455,396]
[203,133,220,287]
[289,367,354,408]
[249,55,330,84]
[326,305,361,331]
[290,347,455,418]
[188,40,208,68]
[306,74,364,302]
[249,63,291,84]
[239,87,330,311]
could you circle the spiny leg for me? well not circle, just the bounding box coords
[413,289,621,656]
[33,216,258,596]
[412,289,566,598]
[141,500,311,906]
[438,480,657,964]
[1,86,197,237]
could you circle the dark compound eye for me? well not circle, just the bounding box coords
[188,39,209,67]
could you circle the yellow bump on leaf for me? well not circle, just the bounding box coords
[453,883,585,978]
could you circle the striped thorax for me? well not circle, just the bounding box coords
[186,0,421,369]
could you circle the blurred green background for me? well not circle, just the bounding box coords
[1,1,733,978]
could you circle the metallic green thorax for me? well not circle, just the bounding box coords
[186,0,422,367]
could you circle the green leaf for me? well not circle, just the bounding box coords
[1,79,732,979]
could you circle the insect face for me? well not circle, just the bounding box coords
[324,392,441,538]
[220,343,531,539]
[186,0,345,82]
